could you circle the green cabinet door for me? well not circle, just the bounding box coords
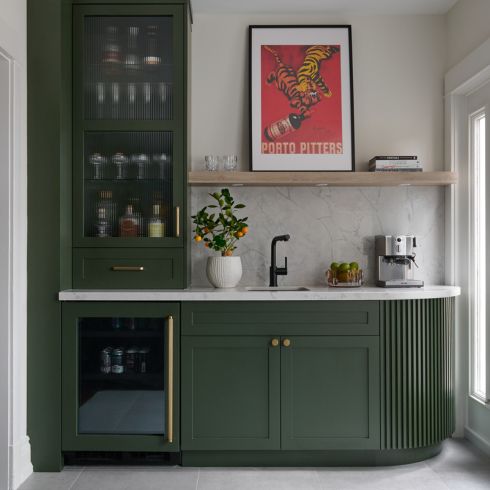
[181,336,281,450]
[281,336,380,450]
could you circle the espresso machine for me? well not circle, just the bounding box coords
[375,235,424,288]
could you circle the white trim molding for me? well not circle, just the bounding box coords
[0,12,32,488]
[445,36,490,441]
[464,426,490,458]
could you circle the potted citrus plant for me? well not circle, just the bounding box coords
[192,188,249,288]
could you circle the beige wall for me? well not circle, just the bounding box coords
[446,0,490,70]
[191,13,446,171]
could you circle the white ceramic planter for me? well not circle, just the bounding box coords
[206,256,243,288]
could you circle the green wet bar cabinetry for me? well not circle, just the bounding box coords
[71,3,189,289]
[27,0,191,470]
[181,299,455,466]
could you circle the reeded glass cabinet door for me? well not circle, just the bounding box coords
[73,5,184,247]
[62,302,179,452]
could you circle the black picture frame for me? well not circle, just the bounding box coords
[249,25,355,172]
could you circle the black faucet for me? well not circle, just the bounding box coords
[269,234,290,287]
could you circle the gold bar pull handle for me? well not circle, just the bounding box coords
[175,206,180,238]
[166,315,174,444]
[111,266,144,272]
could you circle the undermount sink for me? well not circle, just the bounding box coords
[245,286,310,292]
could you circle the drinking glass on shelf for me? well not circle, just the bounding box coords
[132,153,149,180]
[158,82,167,104]
[111,82,120,118]
[89,153,106,180]
[223,155,238,171]
[127,82,136,119]
[205,155,219,172]
[153,153,170,180]
[111,152,129,180]
[95,82,105,119]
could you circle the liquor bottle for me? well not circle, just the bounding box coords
[102,26,122,71]
[124,26,140,71]
[264,113,305,141]
[148,204,165,238]
[97,190,116,233]
[143,25,161,67]
[119,204,139,237]
[94,207,111,238]
[129,197,144,236]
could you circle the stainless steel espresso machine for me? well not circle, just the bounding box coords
[375,235,424,288]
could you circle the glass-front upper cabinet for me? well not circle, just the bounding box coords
[62,302,179,452]
[73,5,184,247]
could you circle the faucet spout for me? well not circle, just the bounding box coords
[269,234,290,287]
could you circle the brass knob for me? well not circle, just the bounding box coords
[283,338,291,347]
[271,338,279,347]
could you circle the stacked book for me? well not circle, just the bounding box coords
[369,156,422,172]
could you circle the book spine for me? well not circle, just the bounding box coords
[369,160,422,168]
[370,155,418,161]
[369,168,423,172]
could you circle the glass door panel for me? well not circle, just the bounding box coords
[84,131,173,239]
[78,316,166,435]
[83,16,173,121]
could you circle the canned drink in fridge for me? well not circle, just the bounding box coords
[137,347,150,373]
[100,347,112,374]
[125,346,138,372]
[111,347,125,374]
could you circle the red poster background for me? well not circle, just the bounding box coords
[261,45,342,154]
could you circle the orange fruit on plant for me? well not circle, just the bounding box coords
[194,235,202,242]
[235,231,244,238]
[204,242,209,248]
[224,250,233,256]
[203,227,209,233]
[241,226,249,234]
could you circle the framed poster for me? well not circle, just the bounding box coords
[249,25,354,171]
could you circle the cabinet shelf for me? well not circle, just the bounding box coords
[188,171,457,187]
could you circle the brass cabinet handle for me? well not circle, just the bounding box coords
[111,266,144,272]
[282,338,291,347]
[271,338,279,347]
[166,315,174,444]
[175,206,180,238]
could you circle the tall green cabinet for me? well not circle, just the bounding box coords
[27,0,191,471]
[72,3,189,289]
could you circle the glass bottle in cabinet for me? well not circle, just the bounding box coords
[148,204,164,238]
[119,204,139,237]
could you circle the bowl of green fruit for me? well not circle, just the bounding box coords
[326,261,363,287]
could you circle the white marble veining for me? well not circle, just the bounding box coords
[59,285,460,302]
[190,186,446,287]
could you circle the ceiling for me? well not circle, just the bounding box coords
[192,0,459,15]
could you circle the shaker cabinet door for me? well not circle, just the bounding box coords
[281,336,380,450]
[181,336,281,450]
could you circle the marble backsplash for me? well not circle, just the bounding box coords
[190,186,445,287]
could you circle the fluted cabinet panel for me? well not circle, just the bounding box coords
[381,298,454,449]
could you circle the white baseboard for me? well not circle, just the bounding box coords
[9,436,32,490]
[465,426,490,457]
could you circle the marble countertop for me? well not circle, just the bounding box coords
[59,285,460,301]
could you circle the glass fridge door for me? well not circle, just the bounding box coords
[77,315,173,437]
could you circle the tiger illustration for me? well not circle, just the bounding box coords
[264,45,321,115]
[296,45,340,96]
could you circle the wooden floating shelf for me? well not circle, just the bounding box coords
[188,171,458,187]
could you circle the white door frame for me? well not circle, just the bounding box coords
[0,11,32,489]
[445,37,490,439]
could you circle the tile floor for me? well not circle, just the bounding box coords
[18,439,490,490]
